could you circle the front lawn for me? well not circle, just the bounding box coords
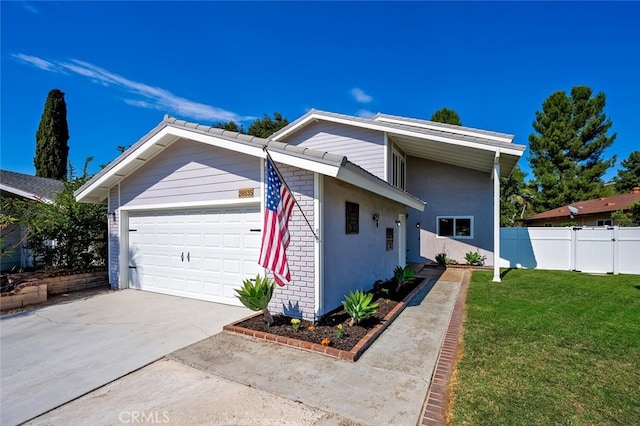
[450,269,640,425]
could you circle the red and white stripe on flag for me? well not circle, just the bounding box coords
[258,158,295,286]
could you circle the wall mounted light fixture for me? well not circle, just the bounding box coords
[373,212,380,228]
[108,211,116,221]
[395,219,401,227]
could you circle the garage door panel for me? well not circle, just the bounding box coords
[129,206,260,306]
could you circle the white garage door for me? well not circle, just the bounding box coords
[128,206,262,306]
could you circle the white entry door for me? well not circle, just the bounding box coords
[128,206,262,305]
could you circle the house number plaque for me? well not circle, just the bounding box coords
[239,188,254,198]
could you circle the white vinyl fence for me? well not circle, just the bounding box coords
[499,227,640,275]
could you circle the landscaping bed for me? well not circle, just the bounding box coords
[225,273,435,361]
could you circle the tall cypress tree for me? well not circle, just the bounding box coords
[528,86,616,211]
[34,89,69,180]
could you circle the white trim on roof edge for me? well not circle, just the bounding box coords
[373,116,513,143]
[271,112,522,156]
[0,184,56,203]
[336,164,425,211]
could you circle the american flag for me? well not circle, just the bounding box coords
[259,157,295,286]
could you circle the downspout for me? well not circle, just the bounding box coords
[493,150,501,283]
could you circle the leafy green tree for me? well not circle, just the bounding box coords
[213,120,244,133]
[430,107,462,126]
[528,86,616,212]
[500,166,534,226]
[247,112,289,138]
[614,150,640,193]
[611,202,640,226]
[2,159,107,269]
[34,89,70,180]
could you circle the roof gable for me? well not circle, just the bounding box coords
[74,115,425,211]
[0,170,64,202]
[270,109,525,177]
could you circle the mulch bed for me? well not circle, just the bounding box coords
[232,277,422,352]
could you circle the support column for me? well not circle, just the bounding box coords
[493,150,501,282]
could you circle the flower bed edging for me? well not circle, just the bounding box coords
[223,276,433,362]
[1,282,47,310]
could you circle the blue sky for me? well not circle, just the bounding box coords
[2,1,638,182]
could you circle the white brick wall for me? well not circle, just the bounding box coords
[108,186,119,289]
[268,163,317,321]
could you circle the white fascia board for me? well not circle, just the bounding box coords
[336,166,426,211]
[120,198,260,212]
[168,127,265,158]
[75,127,176,202]
[374,116,513,144]
[267,150,341,177]
[0,184,55,203]
[274,113,523,157]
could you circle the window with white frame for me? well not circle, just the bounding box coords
[597,219,612,227]
[391,148,406,190]
[437,216,473,239]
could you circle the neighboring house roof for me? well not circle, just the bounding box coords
[74,115,426,211]
[270,109,526,177]
[0,169,64,202]
[525,188,640,221]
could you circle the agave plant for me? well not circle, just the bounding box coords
[393,265,416,293]
[235,274,275,326]
[342,290,379,326]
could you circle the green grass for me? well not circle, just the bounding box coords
[450,269,640,425]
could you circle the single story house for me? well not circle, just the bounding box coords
[0,170,64,271]
[75,111,524,320]
[524,187,640,227]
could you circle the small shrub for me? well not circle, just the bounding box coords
[291,318,301,330]
[235,275,275,326]
[464,251,484,266]
[393,265,416,292]
[436,252,458,266]
[342,289,379,326]
[435,252,449,266]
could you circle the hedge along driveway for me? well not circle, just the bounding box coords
[0,290,247,426]
[450,270,640,425]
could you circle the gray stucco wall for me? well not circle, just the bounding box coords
[267,164,317,321]
[406,157,495,265]
[280,121,386,180]
[322,178,405,313]
[119,139,261,207]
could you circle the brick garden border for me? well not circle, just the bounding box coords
[420,269,471,425]
[223,276,435,362]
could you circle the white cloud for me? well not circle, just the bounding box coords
[14,54,250,123]
[350,88,373,104]
[357,109,375,119]
[12,54,61,72]
[20,2,40,14]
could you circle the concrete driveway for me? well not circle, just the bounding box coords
[0,290,247,426]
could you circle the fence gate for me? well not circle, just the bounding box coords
[573,228,615,273]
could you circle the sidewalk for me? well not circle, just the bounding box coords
[27,268,467,426]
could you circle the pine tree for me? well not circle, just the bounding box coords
[34,89,70,180]
[614,151,640,193]
[528,86,616,211]
[430,107,462,126]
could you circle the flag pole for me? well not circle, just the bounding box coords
[263,146,319,242]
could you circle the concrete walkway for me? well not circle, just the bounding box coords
[27,267,465,426]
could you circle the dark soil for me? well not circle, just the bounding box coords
[234,278,422,351]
